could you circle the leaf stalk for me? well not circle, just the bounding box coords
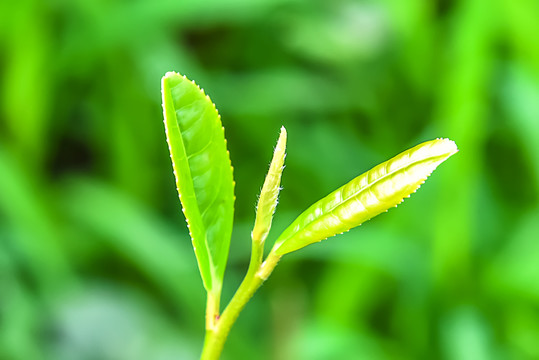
[201,250,281,360]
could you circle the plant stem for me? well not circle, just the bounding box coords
[200,249,281,360]
[205,290,220,330]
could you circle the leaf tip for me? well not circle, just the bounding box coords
[163,71,179,79]
[434,138,459,157]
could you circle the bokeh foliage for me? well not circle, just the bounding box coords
[1,0,538,359]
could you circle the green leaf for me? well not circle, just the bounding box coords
[272,138,458,256]
[252,126,287,244]
[161,72,235,293]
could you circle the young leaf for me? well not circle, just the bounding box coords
[252,127,287,244]
[272,138,458,256]
[161,72,235,293]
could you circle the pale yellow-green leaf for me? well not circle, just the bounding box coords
[272,138,458,255]
[252,127,287,244]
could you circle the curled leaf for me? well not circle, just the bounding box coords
[161,72,235,293]
[252,127,287,244]
[272,138,458,255]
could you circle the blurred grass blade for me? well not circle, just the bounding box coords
[161,72,235,293]
[272,139,458,255]
[252,126,287,244]
[61,178,203,321]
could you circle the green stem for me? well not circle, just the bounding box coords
[200,248,281,360]
[205,290,220,331]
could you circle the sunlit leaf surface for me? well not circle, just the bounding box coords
[273,139,458,255]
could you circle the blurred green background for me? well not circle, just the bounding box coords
[1,0,538,359]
